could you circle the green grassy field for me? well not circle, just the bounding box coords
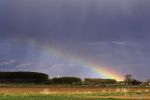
[0,85,149,100]
[0,95,128,100]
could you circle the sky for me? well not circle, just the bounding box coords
[0,0,150,81]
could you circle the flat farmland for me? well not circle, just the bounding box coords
[0,86,150,99]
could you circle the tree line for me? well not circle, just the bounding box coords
[84,78,116,85]
[0,72,149,86]
[0,71,117,85]
[47,77,117,85]
[0,72,48,83]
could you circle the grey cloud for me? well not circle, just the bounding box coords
[0,59,16,66]
[0,0,150,42]
[0,59,24,71]
[0,0,150,80]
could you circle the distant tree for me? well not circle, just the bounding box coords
[124,74,141,85]
[124,74,132,85]
[104,79,117,84]
[84,78,116,85]
[46,79,52,84]
[0,71,49,83]
[147,79,150,82]
[84,78,103,85]
[52,77,82,85]
[130,79,141,85]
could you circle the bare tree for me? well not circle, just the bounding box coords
[124,74,132,85]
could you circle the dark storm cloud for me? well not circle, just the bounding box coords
[0,0,150,42]
[0,0,150,80]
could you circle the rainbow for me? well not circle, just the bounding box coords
[41,44,124,81]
